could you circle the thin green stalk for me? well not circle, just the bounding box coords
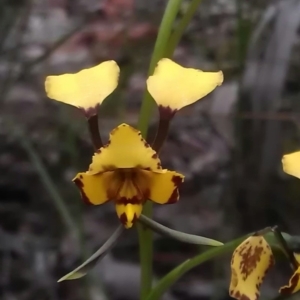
[137,1,183,299]
[165,0,202,57]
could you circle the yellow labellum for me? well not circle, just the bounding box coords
[230,235,274,300]
[45,60,120,117]
[147,58,223,117]
[282,151,300,179]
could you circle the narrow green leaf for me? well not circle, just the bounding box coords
[139,214,223,246]
[58,225,124,282]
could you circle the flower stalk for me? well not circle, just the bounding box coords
[87,114,103,150]
[151,117,171,152]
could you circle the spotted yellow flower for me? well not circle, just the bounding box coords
[147,58,223,119]
[230,234,274,300]
[45,61,120,117]
[280,253,300,295]
[282,151,300,179]
[73,123,184,228]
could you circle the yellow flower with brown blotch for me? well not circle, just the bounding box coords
[73,123,184,228]
[230,234,274,300]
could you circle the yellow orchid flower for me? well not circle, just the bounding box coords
[45,61,120,117]
[230,235,274,300]
[280,253,300,295]
[73,123,184,228]
[147,58,223,119]
[282,151,300,179]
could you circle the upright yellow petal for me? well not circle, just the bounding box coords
[147,58,223,118]
[89,124,162,173]
[282,151,300,179]
[230,235,274,300]
[146,170,184,204]
[45,61,120,117]
[73,171,115,205]
[115,203,143,228]
[280,267,300,295]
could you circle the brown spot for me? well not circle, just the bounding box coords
[167,189,179,204]
[172,175,184,186]
[144,141,150,148]
[102,141,111,148]
[96,149,101,154]
[233,291,251,300]
[152,153,158,159]
[117,197,141,205]
[238,244,264,280]
[159,105,177,120]
[73,178,92,205]
[119,213,127,225]
[157,162,162,169]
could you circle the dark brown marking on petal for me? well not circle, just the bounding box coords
[102,140,111,148]
[236,240,271,281]
[152,153,158,159]
[117,197,142,205]
[157,162,162,169]
[119,213,127,225]
[144,141,150,148]
[165,175,184,203]
[73,178,92,205]
[158,105,177,120]
[167,189,179,204]
[133,213,138,223]
[96,149,101,154]
[233,291,251,300]
[280,273,300,295]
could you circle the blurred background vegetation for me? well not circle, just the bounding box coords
[1,0,300,299]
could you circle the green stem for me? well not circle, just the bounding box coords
[165,0,202,58]
[137,1,183,299]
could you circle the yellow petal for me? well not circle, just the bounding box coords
[229,235,274,300]
[45,61,120,117]
[280,266,300,295]
[89,123,162,173]
[73,171,115,205]
[115,203,143,228]
[147,170,184,204]
[147,58,223,118]
[282,151,300,179]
